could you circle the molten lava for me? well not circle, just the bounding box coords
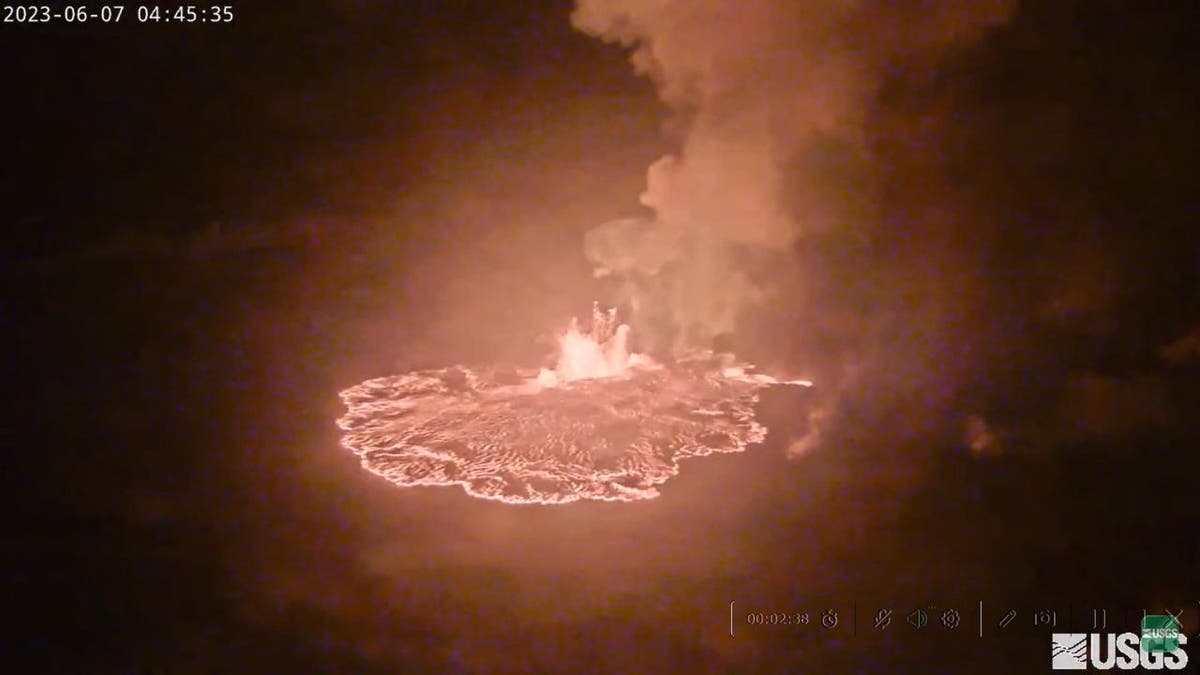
[336,304,810,504]
[537,303,652,387]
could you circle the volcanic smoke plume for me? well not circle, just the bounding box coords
[574,0,1013,354]
[337,304,809,504]
[336,3,1012,503]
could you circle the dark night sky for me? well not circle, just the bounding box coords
[4,2,1200,673]
[4,0,632,250]
[3,0,1196,285]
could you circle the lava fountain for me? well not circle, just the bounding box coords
[336,303,812,504]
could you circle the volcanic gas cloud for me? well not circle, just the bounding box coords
[337,304,810,504]
[337,0,1014,502]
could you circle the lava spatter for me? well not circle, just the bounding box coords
[336,305,810,504]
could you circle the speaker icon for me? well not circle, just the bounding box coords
[907,608,929,629]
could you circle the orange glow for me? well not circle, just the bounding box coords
[337,305,812,504]
[537,302,646,387]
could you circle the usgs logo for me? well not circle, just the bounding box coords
[1051,632,1189,670]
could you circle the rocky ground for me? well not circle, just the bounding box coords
[6,248,1197,673]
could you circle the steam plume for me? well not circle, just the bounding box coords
[573,0,1013,354]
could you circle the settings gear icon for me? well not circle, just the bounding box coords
[941,609,961,629]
